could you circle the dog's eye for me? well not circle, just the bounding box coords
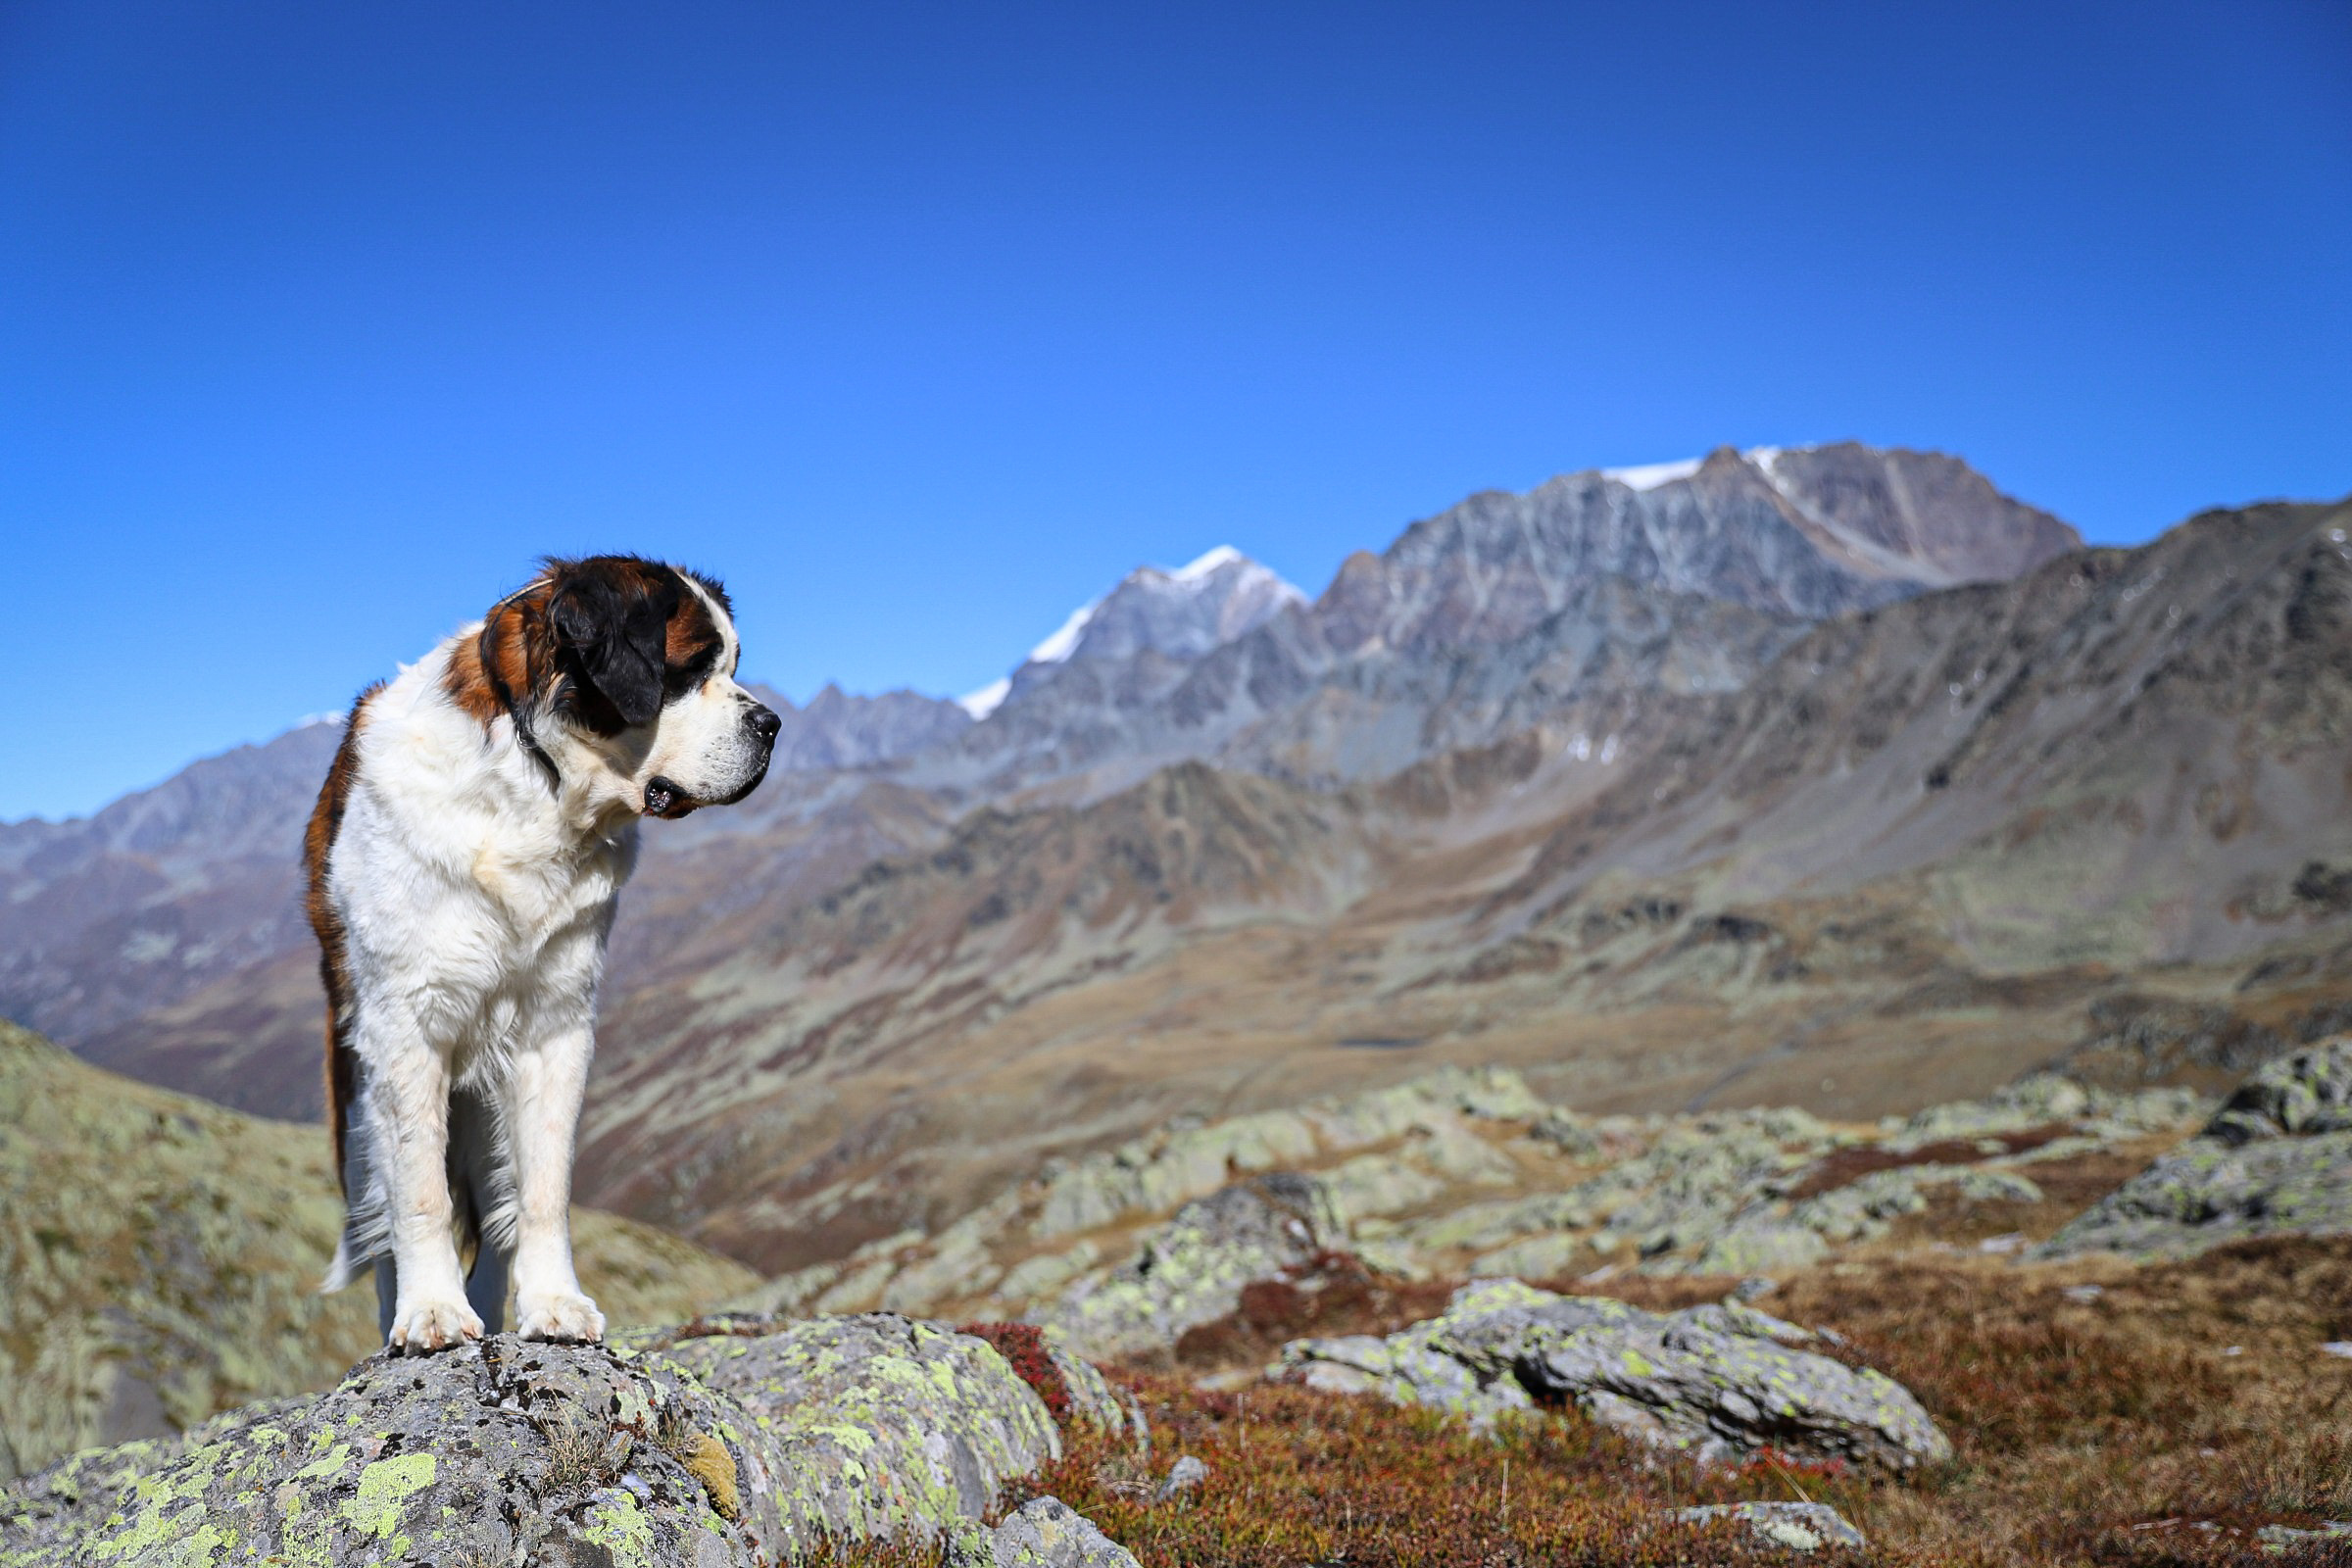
[664,644,719,701]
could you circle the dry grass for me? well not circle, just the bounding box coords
[820,1237,2352,1567]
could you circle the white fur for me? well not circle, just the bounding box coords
[321,589,765,1351]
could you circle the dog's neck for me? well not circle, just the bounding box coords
[519,720,651,845]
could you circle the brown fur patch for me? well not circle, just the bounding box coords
[304,686,380,1190]
[664,583,724,685]
[442,583,556,727]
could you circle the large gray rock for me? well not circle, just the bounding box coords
[1280,1279,1950,1471]
[2039,1040,2352,1261]
[949,1495,1144,1568]
[1674,1501,1867,1551]
[2206,1040,2352,1146]
[0,1315,1117,1567]
[1046,1173,1343,1360]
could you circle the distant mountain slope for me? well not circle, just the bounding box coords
[0,721,342,1047]
[564,498,2348,1270]
[756,681,974,771]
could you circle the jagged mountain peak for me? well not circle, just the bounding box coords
[957,546,1305,718]
[1319,441,2080,657]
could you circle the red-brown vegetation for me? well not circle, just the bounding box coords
[832,1236,2352,1567]
[958,1321,1076,1424]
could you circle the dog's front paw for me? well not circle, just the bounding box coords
[389,1297,484,1353]
[517,1290,606,1344]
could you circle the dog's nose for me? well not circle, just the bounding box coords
[744,704,781,742]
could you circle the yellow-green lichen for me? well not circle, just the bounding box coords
[579,1490,657,1566]
[340,1450,435,1539]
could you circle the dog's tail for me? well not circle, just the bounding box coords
[321,1107,389,1294]
[304,685,378,1295]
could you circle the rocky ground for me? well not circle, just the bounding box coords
[719,1059,2221,1359]
[8,1039,2351,1563]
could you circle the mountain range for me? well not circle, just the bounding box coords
[5,440,2345,1277]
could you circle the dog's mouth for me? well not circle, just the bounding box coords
[643,756,770,820]
[642,776,699,819]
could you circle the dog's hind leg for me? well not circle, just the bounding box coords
[449,1081,514,1334]
[372,1255,397,1343]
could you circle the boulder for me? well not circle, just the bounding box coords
[2039,1040,2352,1261]
[2206,1040,2352,1146]
[1279,1279,1950,1470]
[1674,1501,1866,1551]
[1152,1454,1208,1502]
[0,1315,1116,1567]
[949,1495,1144,1568]
[1046,1173,1343,1360]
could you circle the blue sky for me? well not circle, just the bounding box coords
[3,1,2347,821]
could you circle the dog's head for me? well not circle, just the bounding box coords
[451,556,779,819]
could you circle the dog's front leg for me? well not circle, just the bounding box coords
[369,1028,483,1351]
[508,1025,605,1343]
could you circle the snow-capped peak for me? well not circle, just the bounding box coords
[955,546,1304,721]
[1601,446,1802,491]
[1026,602,1099,665]
[956,677,1012,719]
[1600,457,1703,492]
[1169,544,1246,583]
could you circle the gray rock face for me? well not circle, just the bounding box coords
[1674,1500,1867,1551]
[1280,1279,1951,1471]
[2040,1040,2352,1261]
[2206,1040,2352,1146]
[1046,1173,1345,1361]
[950,1495,1145,1568]
[1319,447,2067,657]
[0,719,345,1053]
[0,1315,1108,1568]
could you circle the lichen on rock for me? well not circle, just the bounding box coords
[1279,1278,1952,1470]
[2,1314,1116,1568]
[949,1494,1144,1568]
[1674,1500,1867,1551]
[2039,1038,2352,1261]
[1045,1172,1344,1360]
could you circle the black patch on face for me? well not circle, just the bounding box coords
[548,560,681,733]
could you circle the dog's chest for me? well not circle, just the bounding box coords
[467,834,625,946]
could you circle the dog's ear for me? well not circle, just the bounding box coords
[548,563,676,730]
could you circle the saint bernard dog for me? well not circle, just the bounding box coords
[305,556,778,1352]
